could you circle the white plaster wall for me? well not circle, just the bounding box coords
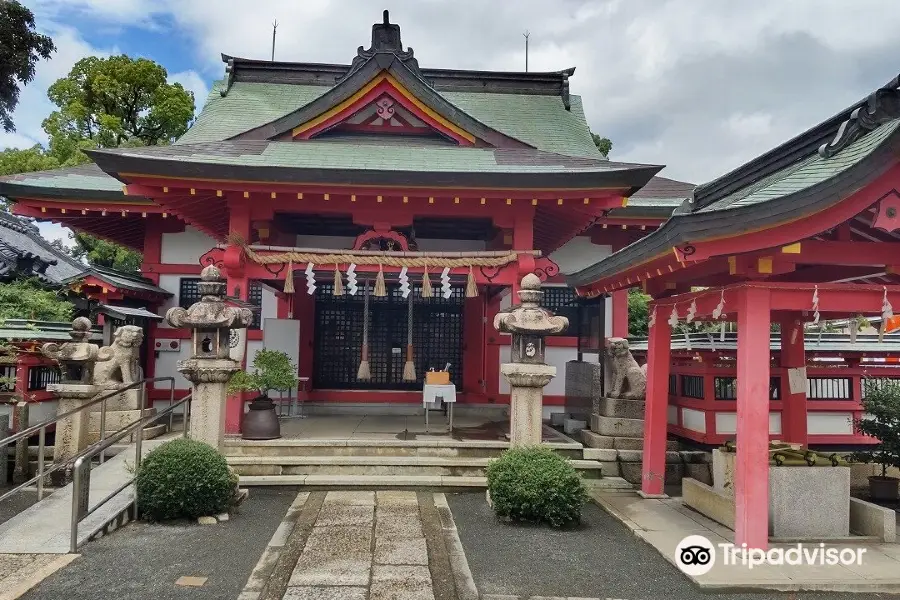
[156,275,182,328]
[0,401,57,428]
[161,227,217,264]
[682,408,707,432]
[549,237,612,275]
[808,412,854,435]
[715,412,782,435]
[261,286,277,321]
[667,405,678,425]
[498,345,573,396]
[154,344,191,381]
[246,340,264,369]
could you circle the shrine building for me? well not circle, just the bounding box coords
[0,12,689,431]
[570,75,900,549]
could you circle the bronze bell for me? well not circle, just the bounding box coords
[241,397,281,440]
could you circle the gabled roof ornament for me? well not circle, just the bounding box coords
[819,81,900,158]
[339,10,421,83]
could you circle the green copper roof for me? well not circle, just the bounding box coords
[0,164,129,197]
[700,118,900,212]
[178,80,604,160]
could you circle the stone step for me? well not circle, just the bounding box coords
[224,439,583,459]
[620,462,685,485]
[236,472,623,489]
[580,430,677,451]
[227,455,604,479]
[598,397,645,420]
[590,414,645,438]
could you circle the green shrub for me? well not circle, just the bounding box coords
[486,445,587,528]
[136,438,237,521]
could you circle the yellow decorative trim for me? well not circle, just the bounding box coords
[454,197,460,204]
[297,192,303,199]
[403,196,409,203]
[757,256,773,274]
[621,197,629,207]
[584,198,590,204]
[122,186,128,196]
[557,198,563,205]
[531,199,537,206]
[728,256,736,275]
[189,188,195,195]
[506,198,512,205]
[781,243,802,254]
[243,191,249,198]
[292,72,476,143]
[271,192,277,199]
[351,194,356,202]
[163,186,169,193]
[216,190,223,197]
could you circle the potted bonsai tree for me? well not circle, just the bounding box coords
[855,380,900,501]
[228,349,298,440]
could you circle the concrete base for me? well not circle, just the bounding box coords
[501,363,555,447]
[620,461,684,485]
[563,418,587,435]
[636,490,669,499]
[599,397,646,420]
[683,477,736,529]
[769,466,850,539]
[849,497,897,542]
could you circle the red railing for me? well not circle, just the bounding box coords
[665,359,896,445]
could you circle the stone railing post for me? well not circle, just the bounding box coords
[166,265,253,450]
[494,274,568,446]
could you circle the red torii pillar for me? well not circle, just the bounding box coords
[779,315,808,444]
[640,305,671,497]
[735,287,771,549]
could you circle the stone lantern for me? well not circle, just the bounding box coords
[42,317,103,469]
[494,274,569,446]
[166,265,253,450]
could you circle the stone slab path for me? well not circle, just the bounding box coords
[243,490,466,600]
[286,491,435,600]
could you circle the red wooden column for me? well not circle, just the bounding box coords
[611,289,629,338]
[640,305,671,497]
[779,314,807,444]
[462,293,485,400]
[735,287,771,550]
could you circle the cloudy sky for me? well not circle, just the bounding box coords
[5,0,900,241]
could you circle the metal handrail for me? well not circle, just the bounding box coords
[0,377,176,504]
[70,390,192,552]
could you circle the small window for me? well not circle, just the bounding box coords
[540,286,579,337]
[248,280,263,329]
[179,278,201,310]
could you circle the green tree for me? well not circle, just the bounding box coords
[592,132,612,157]
[854,381,900,478]
[69,232,142,272]
[0,1,55,132]
[43,55,195,165]
[0,278,72,321]
[627,287,651,337]
[0,145,58,176]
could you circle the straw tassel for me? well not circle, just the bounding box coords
[333,265,344,296]
[283,260,295,294]
[421,266,433,298]
[357,280,371,380]
[374,262,387,297]
[402,294,416,382]
[465,265,478,298]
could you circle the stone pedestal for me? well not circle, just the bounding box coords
[178,359,239,450]
[48,384,98,485]
[501,363,555,446]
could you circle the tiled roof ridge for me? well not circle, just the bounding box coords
[693,73,900,210]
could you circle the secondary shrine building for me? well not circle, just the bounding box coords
[0,12,689,432]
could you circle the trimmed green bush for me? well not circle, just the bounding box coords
[136,438,237,521]
[486,445,587,528]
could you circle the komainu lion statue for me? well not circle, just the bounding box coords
[606,337,647,400]
[93,325,144,388]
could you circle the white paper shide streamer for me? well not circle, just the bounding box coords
[346,263,358,295]
[305,263,316,295]
[398,266,410,298]
[440,267,452,299]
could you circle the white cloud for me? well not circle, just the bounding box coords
[169,70,211,112]
[36,222,73,248]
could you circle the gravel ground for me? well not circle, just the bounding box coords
[447,491,895,600]
[21,486,299,600]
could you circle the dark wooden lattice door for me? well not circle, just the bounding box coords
[313,282,464,389]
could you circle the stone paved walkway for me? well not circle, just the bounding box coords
[282,491,436,600]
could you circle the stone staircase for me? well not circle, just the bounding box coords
[224,437,634,490]
[581,396,710,485]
